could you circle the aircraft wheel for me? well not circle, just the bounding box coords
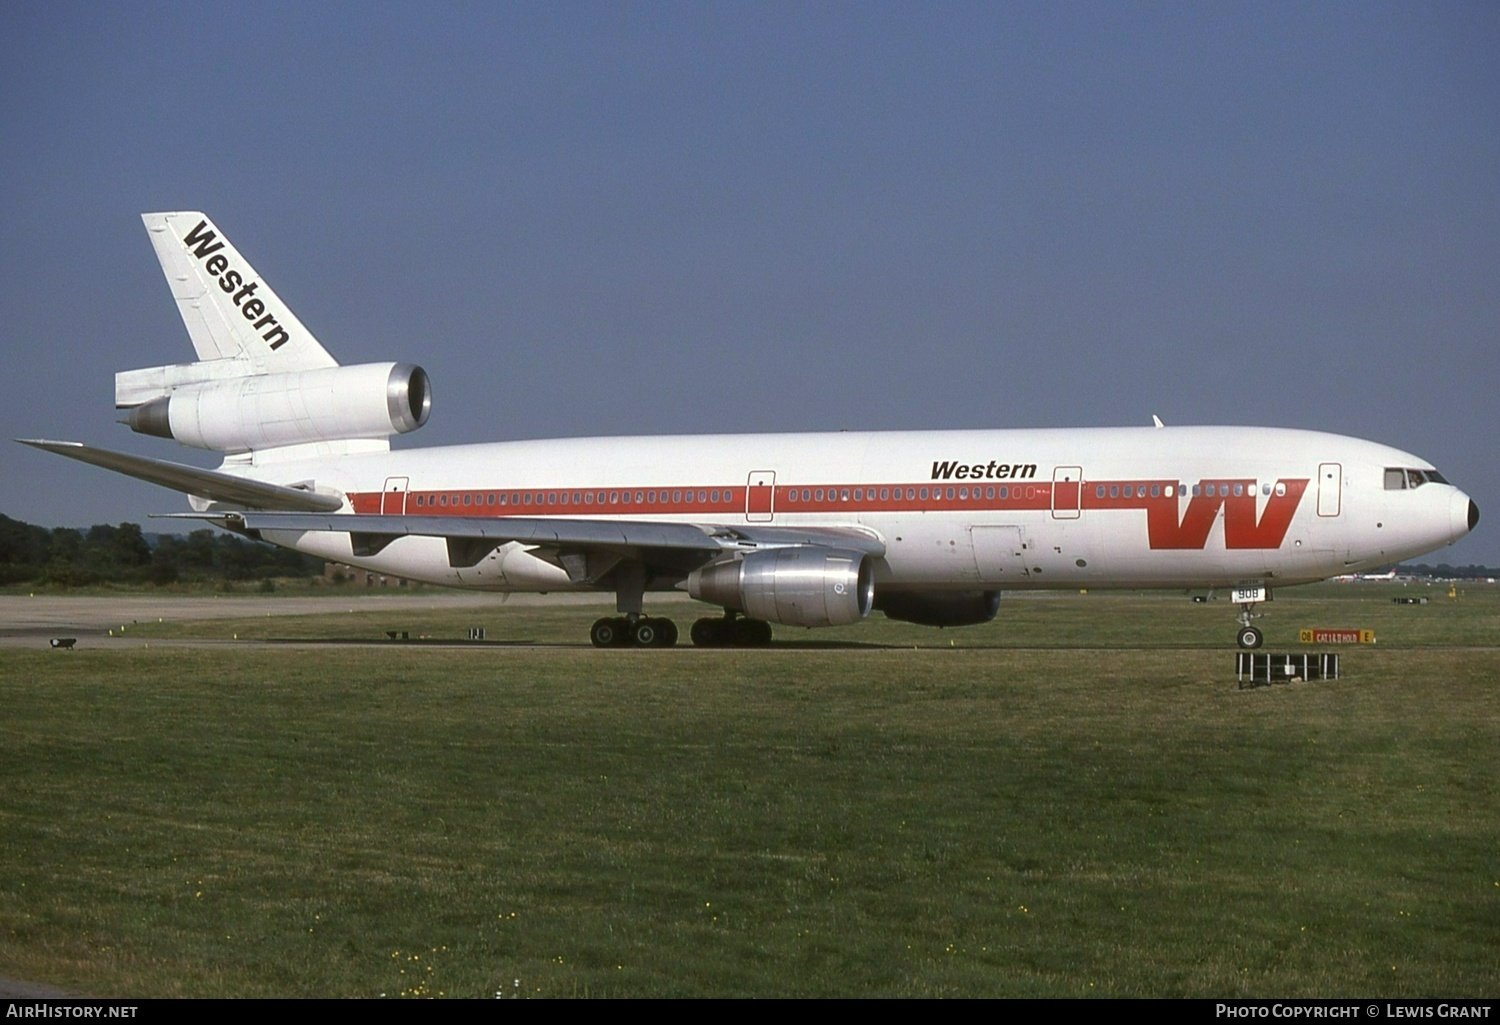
[588,618,624,648]
[733,619,772,647]
[631,618,659,647]
[691,618,726,647]
[657,619,679,647]
[1237,626,1263,650]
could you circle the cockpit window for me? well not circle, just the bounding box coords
[1385,467,1449,490]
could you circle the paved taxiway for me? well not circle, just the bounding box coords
[0,591,608,648]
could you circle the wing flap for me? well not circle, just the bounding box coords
[233,512,727,552]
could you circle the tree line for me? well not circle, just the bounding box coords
[0,513,326,586]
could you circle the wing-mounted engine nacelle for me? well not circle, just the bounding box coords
[120,362,431,453]
[874,589,1001,627]
[687,547,874,628]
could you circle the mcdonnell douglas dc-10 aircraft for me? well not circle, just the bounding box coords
[22,212,1479,648]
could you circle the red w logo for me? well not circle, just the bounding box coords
[1146,479,1308,550]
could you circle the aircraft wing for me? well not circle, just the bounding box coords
[228,511,886,579]
[17,439,344,513]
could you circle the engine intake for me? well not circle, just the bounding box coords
[124,362,430,453]
[687,548,874,628]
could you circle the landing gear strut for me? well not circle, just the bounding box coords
[588,560,677,648]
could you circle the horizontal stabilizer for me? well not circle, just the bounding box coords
[16,439,344,512]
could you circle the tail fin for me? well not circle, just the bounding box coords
[141,212,337,373]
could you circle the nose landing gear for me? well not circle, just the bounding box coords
[1234,585,1269,649]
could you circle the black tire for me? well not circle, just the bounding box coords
[691,618,725,647]
[733,619,773,647]
[631,619,658,647]
[658,619,679,647]
[590,617,620,648]
[1237,626,1263,650]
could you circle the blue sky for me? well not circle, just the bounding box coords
[3,2,1496,564]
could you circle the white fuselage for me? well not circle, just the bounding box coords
[238,424,1474,595]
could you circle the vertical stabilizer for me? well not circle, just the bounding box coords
[141,212,338,373]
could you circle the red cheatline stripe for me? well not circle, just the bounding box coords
[351,477,1282,517]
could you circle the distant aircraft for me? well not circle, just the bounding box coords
[21,212,1480,648]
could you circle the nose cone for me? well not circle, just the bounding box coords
[1451,489,1479,543]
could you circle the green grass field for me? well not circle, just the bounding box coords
[2,585,1496,997]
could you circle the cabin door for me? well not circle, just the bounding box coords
[381,477,410,515]
[1317,463,1342,517]
[1051,465,1082,519]
[746,471,776,522]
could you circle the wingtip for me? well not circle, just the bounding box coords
[15,438,82,449]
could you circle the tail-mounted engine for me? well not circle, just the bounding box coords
[687,547,874,628]
[118,361,430,453]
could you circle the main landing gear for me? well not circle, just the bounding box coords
[590,615,679,648]
[589,561,771,649]
[586,612,773,648]
[689,611,773,648]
